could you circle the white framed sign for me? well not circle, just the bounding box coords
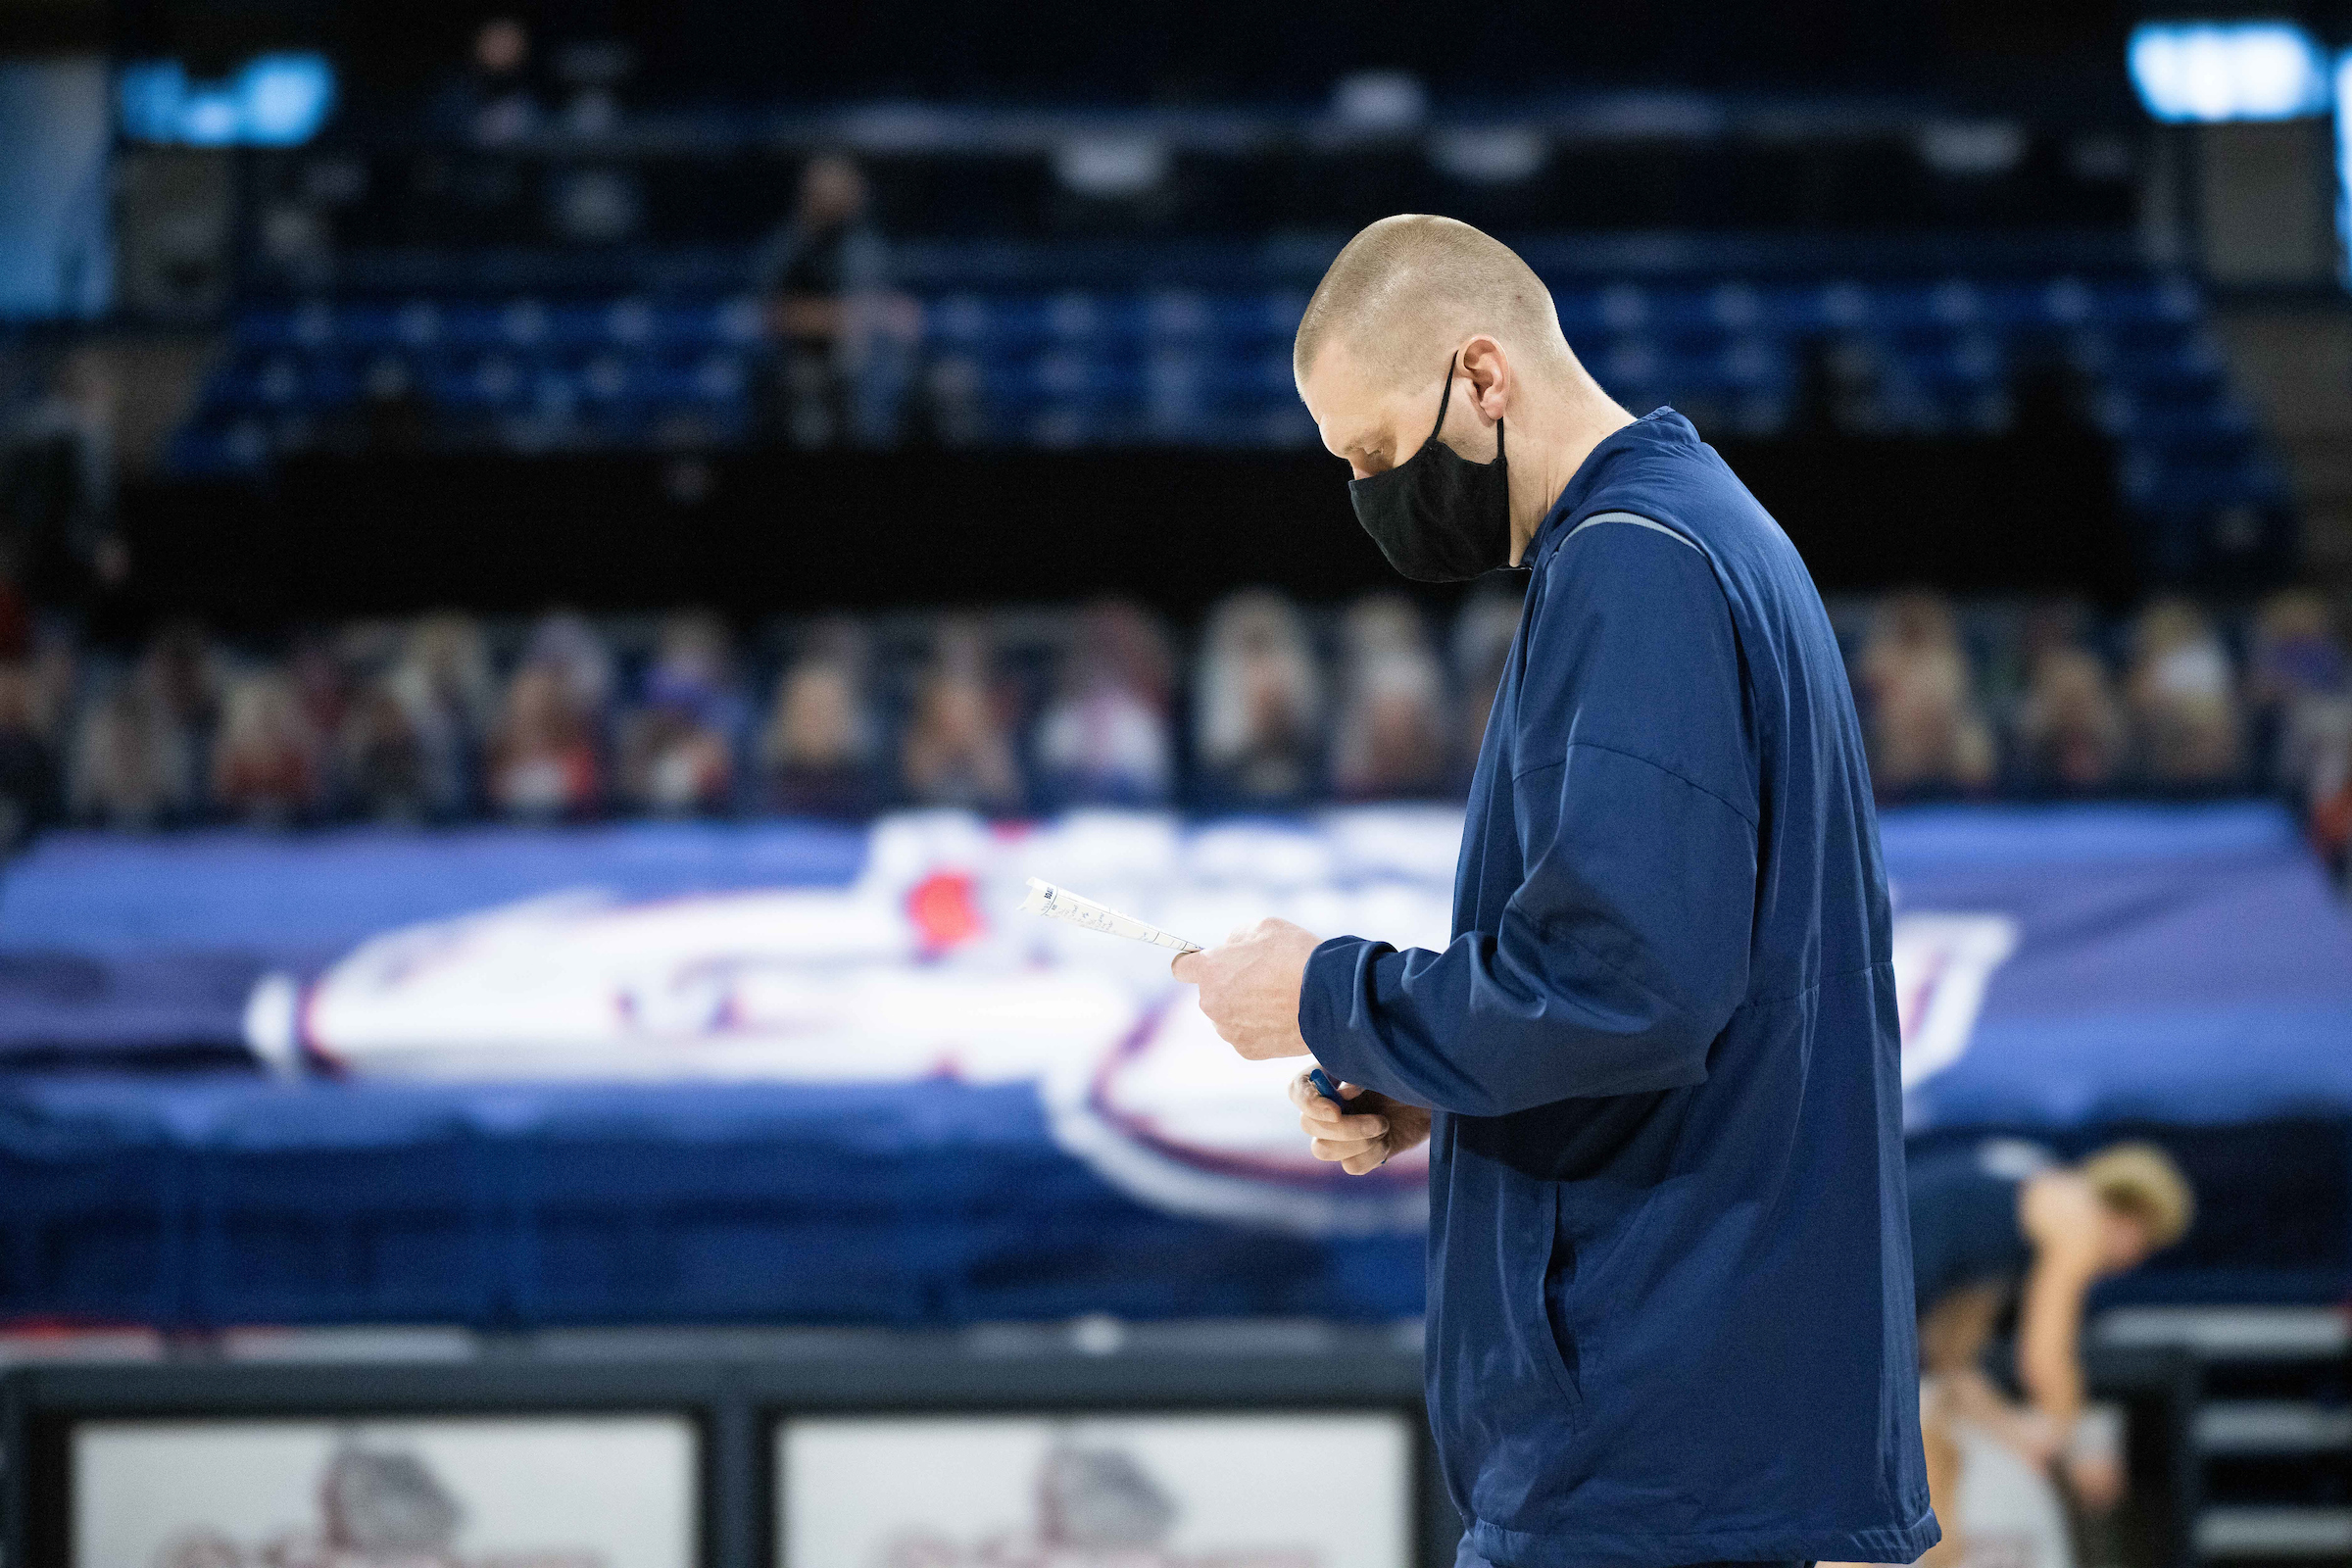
[781,1409,1413,1568]
[74,1414,696,1568]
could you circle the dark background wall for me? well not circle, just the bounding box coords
[97,0,2152,104]
[116,422,2134,629]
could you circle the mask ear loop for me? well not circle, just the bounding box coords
[1425,352,1459,447]
[1430,351,1503,464]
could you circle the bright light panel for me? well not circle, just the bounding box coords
[2338,50,2352,286]
[2129,22,2330,122]
[118,52,335,146]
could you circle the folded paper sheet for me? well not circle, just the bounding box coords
[1020,877,1202,954]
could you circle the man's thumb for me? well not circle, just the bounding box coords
[1170,949,1201,983]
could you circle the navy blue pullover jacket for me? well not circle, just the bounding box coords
[1302,411,1937,1568]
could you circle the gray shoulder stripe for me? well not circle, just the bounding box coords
[1563,511,1703,554]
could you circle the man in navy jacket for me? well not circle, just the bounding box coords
[1173,216,1937,1568]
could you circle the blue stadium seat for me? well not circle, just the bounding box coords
[168,265,2284,551]
[924,293,993,347]
[1143,290,1214,342]
[1197,292,1285,345]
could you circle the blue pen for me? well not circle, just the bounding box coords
[1307,1067,1357,1112]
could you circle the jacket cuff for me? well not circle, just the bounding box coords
[1298,933,1381,1089]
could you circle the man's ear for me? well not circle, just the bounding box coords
[1457,334,1510,420]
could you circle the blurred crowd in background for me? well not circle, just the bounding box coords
[0,582,2342,885]
[1845,589,2346,849]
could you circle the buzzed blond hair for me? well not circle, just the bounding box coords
[1294,215,1574,388]
[2079,1142,2194,1250]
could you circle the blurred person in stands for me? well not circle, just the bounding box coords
[0,348,124,625]
[2250,592,2352,868]
[1330,595,1450,800]
[431,16,540,145]
[211,671,322,825]
[28,632,77,742]
[2249,590,2348,718]
[899,618,1023,813]
[1907,1141,2194,1568]
[382,613,495,819]
[2014,599,2097,683]
[1033,600,1174,808]
[645,612,750,736]
[617,614,744,816]
[487,663,601,820]
[287,630,352,752]
[1857,592,1994,800]
[139,620,224,785]
[620,696,733,815]
[758,646,880,819]
[69,675,191,829]
[340,676,435,822]
[1450,586,1523,787]
[1193,590,1324,808]
[2286,700,2352,877]
[755,153,901,448]
[0,661,60,849]
[521,610,615,720]
[2126,599,2242,790]
[2011,646,2127,795]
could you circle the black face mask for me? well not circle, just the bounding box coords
[1348,353,1512,582]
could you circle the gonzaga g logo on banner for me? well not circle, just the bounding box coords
[247,808,2010,1235]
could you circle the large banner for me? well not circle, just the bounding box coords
[780,1412,1413,1568]
[74,1415,696,1568]
[2,804,2348,1244]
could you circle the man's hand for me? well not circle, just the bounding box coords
[1169,916,1320,1060]
[1289,1072,1434,1175]
[1947,1368,2066,1469]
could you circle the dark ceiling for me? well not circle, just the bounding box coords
[79,0,2171,104]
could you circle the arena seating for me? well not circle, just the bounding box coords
[167,270,2285,572]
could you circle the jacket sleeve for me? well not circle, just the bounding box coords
[1299,521,1759,1117]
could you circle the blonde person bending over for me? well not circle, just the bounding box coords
[1901,1141,2193,1568]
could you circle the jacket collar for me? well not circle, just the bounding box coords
[1522,407,1694,569]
